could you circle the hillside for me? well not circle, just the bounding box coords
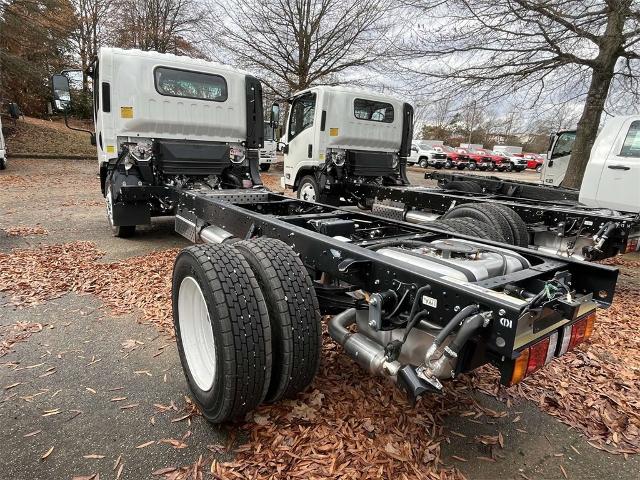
[3,116,95,157]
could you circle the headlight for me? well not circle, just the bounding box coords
[328,148,346,166]
[230,146,246,164]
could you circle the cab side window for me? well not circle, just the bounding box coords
[620,121,640,158]
[288,93,316,141]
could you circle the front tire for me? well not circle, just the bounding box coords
[444,159,453,169]
[235,239,321,402]
[0,157,6,170]
[297,175,319,202]
[418,158,428,168]
[536,165,543,173]
[468,161,477,171]
[506,163,514,172]
[105,181,136,238]
[172,244,272,423]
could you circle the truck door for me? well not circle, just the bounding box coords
[542,131,575,186]
[593,119,640,212]
[283,92,318,186]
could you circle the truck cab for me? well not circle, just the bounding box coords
[544,115,640,213]
[281,86,413,204]
[51,47,265,236]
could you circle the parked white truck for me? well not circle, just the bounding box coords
[0,115,6,170]
[280,86,639,260]
[51,47,266,237]
[281,85,413,204]
[542,115,639,212]
[407,142,448,168]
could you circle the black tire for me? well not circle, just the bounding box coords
[259,163,271,172]
[468,161,477,170]
[461,181,482,193]
[444,159,453,169]
[440,218,494,240]
[536,165,543,173]
[105,180,136,238]
[0,157,6,170]
[489,204,529,247]
[487,162,495,171]
[235,238,321,402]
[419,158,428,168]
[442,204,510,243]
[506,162,514,172]
[172,244,272,423]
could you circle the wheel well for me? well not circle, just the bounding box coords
[100,163,108,196]
[418,156,428,161]
[293,168,317,191]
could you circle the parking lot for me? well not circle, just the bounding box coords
[1,157,639,479]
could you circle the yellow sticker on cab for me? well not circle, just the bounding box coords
[120,106,133,119]
[106,145,115,154]
[329,128,339,137]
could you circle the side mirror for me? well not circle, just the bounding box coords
[51,74,71,111]
[270,103,280,127]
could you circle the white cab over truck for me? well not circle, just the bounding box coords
[51,47,265,237]
[281,85,413,204]
[543,115,640,213]
[0,116,6,170]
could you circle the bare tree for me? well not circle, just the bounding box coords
[110,0,204,54]
[71,0,112,92]
[406,0,640,188]
[211,0,397,97]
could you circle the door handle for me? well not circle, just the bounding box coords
[608,165,630,171]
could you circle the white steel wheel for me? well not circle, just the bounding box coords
[298,175,319,202]
[178,276,216,392]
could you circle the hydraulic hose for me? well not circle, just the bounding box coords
[447,313,485,354]
[424,304,479,361]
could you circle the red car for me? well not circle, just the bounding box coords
[472,148,507,171]
[439,146,469,169]
[455,148,492,171]
[523,153,545,172]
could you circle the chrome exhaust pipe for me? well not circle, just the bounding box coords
[404,210,440,224]
[199,225,235,244]
[328,308,391,375]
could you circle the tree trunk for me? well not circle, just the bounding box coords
[561,69,613,189]
[561,2,629,189]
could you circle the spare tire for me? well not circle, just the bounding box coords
[440,218,504,242]
[441,203,512,244]
[489,204,529,247]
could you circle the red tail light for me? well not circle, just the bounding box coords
[508,311,596,386]
[526,337,550,375]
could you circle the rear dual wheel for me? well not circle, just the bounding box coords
[172,240,321,423]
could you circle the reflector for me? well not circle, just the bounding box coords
[509,349,530,386]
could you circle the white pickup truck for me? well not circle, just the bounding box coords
[407,142,448,168]
[543,115,639,213]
